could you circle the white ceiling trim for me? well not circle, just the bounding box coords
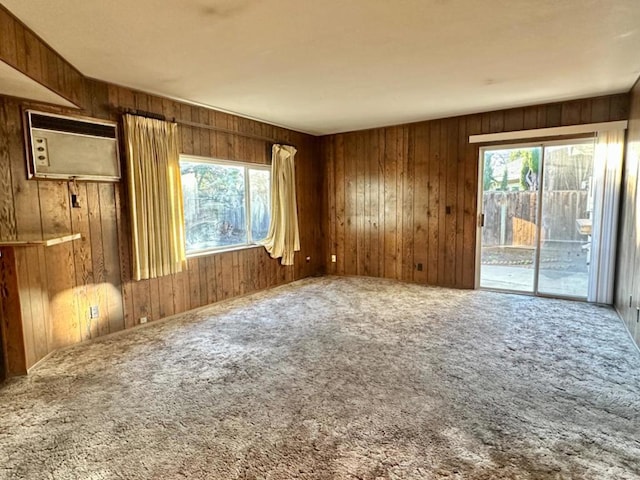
[469,121,629,144]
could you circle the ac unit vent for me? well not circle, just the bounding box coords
[25,110,121,182]
[30,113,116,139]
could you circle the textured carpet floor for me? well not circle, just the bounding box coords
[1,276,639,480]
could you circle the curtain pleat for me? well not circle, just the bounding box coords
[588,129,625,304]
[124,114,186,280]
[262,144,300,265]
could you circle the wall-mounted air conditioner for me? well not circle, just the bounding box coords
[25,110,121,182]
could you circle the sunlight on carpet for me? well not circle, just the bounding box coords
[1,276,639,479]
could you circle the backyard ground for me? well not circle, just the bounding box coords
[481,243,588,271]
[480,243,589,297]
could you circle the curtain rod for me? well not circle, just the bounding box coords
[117,107,295,146]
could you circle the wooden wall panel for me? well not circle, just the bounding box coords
[99,84,322,326]
[0,244,53,373]
[0,2,636,369]
[0,313,4,382]
[615,79,640,348]
[0,102,18,241]
[462,114,482,288]
[0,87,323,373]
[17,247,50,368]
[14,248,35,368]
[39,181,82,351]
[323,93,630,289]
[98,183,125,334]
[0,5,86,107]
[0,10,324,375]
[0,247,27,375]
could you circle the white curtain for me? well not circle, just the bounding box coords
[262,144,300,265]
[588,130,625,303]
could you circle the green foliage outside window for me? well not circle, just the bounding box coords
[180,159,270,253]
[512,148,541,190]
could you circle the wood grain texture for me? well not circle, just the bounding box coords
[69,182,95,341]
[0,102,18,241]
[0,30,322,377]
[0,247,27,375]
[0,242,53,374]
[0,9,634,372]
[0,5,85,107]
[0,303,4,381]
[17,246,49,369]
[615,79,640,347]
[322,94,630,289]
[0,242,67,375]
[95,85,321,327]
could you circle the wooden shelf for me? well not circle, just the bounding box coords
[0,232,80,376]
[0,233,80,247]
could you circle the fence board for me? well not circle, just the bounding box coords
[482,191,588,246]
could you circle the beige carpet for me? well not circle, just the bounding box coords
[0,276,639,480]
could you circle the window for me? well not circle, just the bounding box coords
[180,156,270,254]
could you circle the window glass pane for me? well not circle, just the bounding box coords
[249,168,270,242]
[181,161,247,252]
[480,147,541,292]
[537,141,594,298]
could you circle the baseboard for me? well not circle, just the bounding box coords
[25,276,315,373]
[613,306,640,355]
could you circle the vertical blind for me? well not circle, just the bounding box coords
[588,129,625,304]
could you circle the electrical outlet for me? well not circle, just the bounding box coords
[89,305,99,319]
[331,254,337,263]
[140,316,148,324]
[416,263,423,271]
[306,256,311,262]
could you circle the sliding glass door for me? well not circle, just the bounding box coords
[537,142,594,297]
[479,147,541,293]
[478,139,595,299]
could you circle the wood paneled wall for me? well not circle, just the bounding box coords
[0,7,323,375]
[0,4,636,375]
[0,5,85,107]
[106,83,324,330]
[0,244,51,375]
[615,78,640,347]
[322,94,630,288]
[0,87,323,372]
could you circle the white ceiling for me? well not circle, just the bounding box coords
[3,0,640,135]
[0,60,77,108]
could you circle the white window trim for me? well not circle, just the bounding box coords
[469,121,627,144]
[179,154,270,257]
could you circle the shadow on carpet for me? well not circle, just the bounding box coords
[1,276,639,479]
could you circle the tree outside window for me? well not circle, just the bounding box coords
[180,158,270,253]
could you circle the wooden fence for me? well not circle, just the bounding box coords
[482,191,589,247]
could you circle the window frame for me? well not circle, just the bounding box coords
[179,154,271,257]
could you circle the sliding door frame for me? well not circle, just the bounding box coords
[475,137,596,301]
